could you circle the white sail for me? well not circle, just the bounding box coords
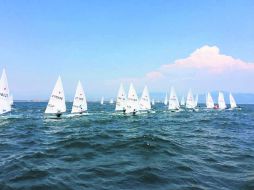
[115,83,126,111]
[9,94,13,105]
[109,98,114,104]
[100,97,104,105]
[195,94,199,107]
[164,93,168,105]
[168,87,180,110]
[139,86,151,111]
[180,96,185,106]
[45,76,66,114]
[151,99,155,105]
[186,89,195,109]
[71,81,87,114]
[229,93,237,109]
[0,69,11,114]
[126,83,139,113]
[206,92,214,109]
[218,92,226,109]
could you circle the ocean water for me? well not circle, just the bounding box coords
[0,102,254,190]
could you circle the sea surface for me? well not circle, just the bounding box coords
[0,102,254,190]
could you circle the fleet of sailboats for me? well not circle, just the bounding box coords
[0,69,242,117]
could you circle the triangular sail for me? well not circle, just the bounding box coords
[45,76,66,114]
[115,83,126,111]
[0,69,11,114]
[71,81,87,113]
[186,89,195,109]
[218,92,226,109]
[164,93,168,105]
[139,86,151,111]
[110,98,114,104]
[126,83,139,113]
[229,93,237,109]
[101,97,104,105]
[9,94,13,105]
[168,87,180,110]
[206,92,214,109]
[195,94,199,107]
[180,96,185,106]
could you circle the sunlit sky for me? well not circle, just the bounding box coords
[0,0,253,100]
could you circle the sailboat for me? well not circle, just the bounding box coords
[151,99,155,105]
[195,94,199,107]
[206,92,214,109]
[9,94,13,105]
[180,96,185,106]
[168,87,180,111]
[164,93,168,105]
[109,98,114,104]
[100,97,104,105]
[139,86,151,111]
[115,83,126,112]
[71,81,87,114]
[125,83,139,115]
[0,69,12,114]
[229,93,237,109]
[186,89,195,109]
[218,92,226,110]
[45,76,66,118]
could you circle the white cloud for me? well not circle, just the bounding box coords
[117,45,254,94]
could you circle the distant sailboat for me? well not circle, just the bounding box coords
[45,76,66,117]
[115,83,126,112]
[164,93,168,105]
[195,94,199,107]
[168,87,180,111]
[109,98,114,104]
[218,92,226,110]
[229,93,237,109]
[180,96,185,106]
[186,89,195,109]
[206,92,214,109]
[126,83,139,114]
[71,81,87,114]
[139,86,151,111]
[0,69,11,114]
[151,99,155,105]
[100,97,104,105]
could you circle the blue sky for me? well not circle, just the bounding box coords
[0,0,253,100]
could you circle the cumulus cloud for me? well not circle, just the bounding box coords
[117,45,254,94]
